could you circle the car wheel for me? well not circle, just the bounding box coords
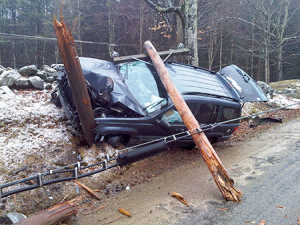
[105,135,122,148]
[183,144,195,150]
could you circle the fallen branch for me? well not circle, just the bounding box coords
[74,180,100,200]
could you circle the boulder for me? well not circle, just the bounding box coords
[28,76,44,90]
[15,77,32,89]
[0,70,21,87]
[18,65,38,76]
[0,86,14,95]
[0,65,5,74]
[35,70,47,80]
[257,81,274,98]
[45,76,56,83]
[51,64,64,71]
[42,65,58,78]
[45,83,53,90]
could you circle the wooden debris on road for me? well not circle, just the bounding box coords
[118,208,132,217]
[144,40,243,202]
[275,205,284,208]
[171,192,189,206]
[83,205,106,215]
[259,219,266,225]
[104,216,123,224]
[14,198,78,225]
[74,180,101,200]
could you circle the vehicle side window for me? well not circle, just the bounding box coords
[161,103,197,123]
[220,107,240,124]
[195,104,218,124]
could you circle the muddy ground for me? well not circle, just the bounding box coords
[56,107,300,225]
[68,109,300,225]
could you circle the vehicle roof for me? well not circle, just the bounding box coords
[164,62,238,101]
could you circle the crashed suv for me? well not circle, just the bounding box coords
[53,51,267,148]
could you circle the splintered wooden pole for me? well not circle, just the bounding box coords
[144,41,243,202]
[53,14,96,147]
[14,198,78,225]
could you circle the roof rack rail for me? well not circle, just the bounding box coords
[112,48,189,64]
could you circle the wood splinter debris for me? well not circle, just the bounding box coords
[74,180,100,200]
[259,219,267,225]
[104,216,123,224]
[118,208,132,217]
[171,192,189,206]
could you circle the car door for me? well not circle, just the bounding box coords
[139,102,197,142]
[218,65,268,102]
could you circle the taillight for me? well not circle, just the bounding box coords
[232,126,239,133]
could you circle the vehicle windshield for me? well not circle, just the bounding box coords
[119,61,168,113]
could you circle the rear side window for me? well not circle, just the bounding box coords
[195,104,219,124]
[220,107,240,123]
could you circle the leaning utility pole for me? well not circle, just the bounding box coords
[144,41,243,202]
[53,14,96,147]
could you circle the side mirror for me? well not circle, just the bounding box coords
[155,119,170,131]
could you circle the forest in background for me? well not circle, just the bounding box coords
[0,0,300,83]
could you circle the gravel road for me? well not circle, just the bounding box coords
[75,117,300,225]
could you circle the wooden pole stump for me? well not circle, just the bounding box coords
[144,41,243,202]
[53,13,96,147]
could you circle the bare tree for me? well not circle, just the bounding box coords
[143,0,198,66]
[230,0,300,83]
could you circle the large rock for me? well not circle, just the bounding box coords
[35,70,47,80]
[18,65,38,76]
[28,76,44,90]
[0,86,14,96]
[15,77,32,89]
[0,70,21,87]
[257,81,274,98]
[0,65,5,75]
[42,65,58,78]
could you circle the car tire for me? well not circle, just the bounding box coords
[183,144,195,150]
[105,135,122,148]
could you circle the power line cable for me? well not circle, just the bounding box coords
[0,32,117,46]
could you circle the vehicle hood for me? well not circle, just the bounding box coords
[79,57,146,116]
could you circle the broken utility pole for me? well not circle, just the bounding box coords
[14,198,78,225]
[144,41,243,202]
[53,14,96,147]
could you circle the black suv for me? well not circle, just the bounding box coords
[54,52,267,148]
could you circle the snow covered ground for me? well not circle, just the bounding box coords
[0,87,76,184]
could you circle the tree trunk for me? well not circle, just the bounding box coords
[277,44,283,81]
[182,0,198,66]
[144,41,243,202]
[108,1,115,56]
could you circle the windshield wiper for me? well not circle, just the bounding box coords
[143,98,167,111]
